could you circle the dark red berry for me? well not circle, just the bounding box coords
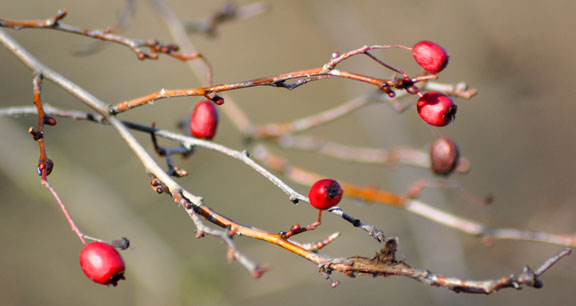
[430,137,460,176]
[412,41,449,74]
[417,92,457,127]
[189,100,219,139]
[80,242,125,286]
[308,179,343,210]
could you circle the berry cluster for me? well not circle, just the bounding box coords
[411,41,457,127]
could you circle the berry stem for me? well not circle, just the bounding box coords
[364,50,407,76]
[42,180,87,245]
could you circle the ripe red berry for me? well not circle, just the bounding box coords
[308,179,343,210]
[189,100,219,139]
[417,92,457,126]
[412,41,449,74]
[429,137,460,176]
[80,242,126,286]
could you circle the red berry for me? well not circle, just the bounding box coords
[429,137,460,176]
[189,100,219,139]
[417,92,457,126]
[412,41,449,74]
[80,242,125,286]
[308,179,343,210]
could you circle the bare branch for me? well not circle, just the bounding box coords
[322,237,571,294]
[406,199,576,247]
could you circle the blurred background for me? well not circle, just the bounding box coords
[1,0,576,305]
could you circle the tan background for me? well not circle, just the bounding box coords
[1,0,576,305]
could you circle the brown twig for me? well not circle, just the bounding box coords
[110,44,443,114]
[322,237,571,294]
[0,9,214,85]
[26,75,88,245]
[29,74,55,179]
[73,0,136,56]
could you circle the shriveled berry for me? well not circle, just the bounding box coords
[189,100,219,139]
[417,92,457,127]
[430,137,460,176]
[412,41,449,74]
[308,179,343,210]
[80,242,125,286]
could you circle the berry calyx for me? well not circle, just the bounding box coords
[80,242,126,286]
[189,100,219,139]
[429,137,460,176]
[417,92,457,126]
[412,41,449,74]
[308,179,343,210]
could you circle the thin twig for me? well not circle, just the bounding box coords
[0,9,214,84]
[41,179,86,245]
[109,44,460,114]
[273,134,471,172]
[322,237,571,294]
[74,0,137,56]
[406,199,576,247]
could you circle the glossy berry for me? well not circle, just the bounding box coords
[189,100,219,139]
[430,137,460,176]
[80,242,125,286]
[412,41,449,74]
[308,179,343,210]
[417,92,457,127]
